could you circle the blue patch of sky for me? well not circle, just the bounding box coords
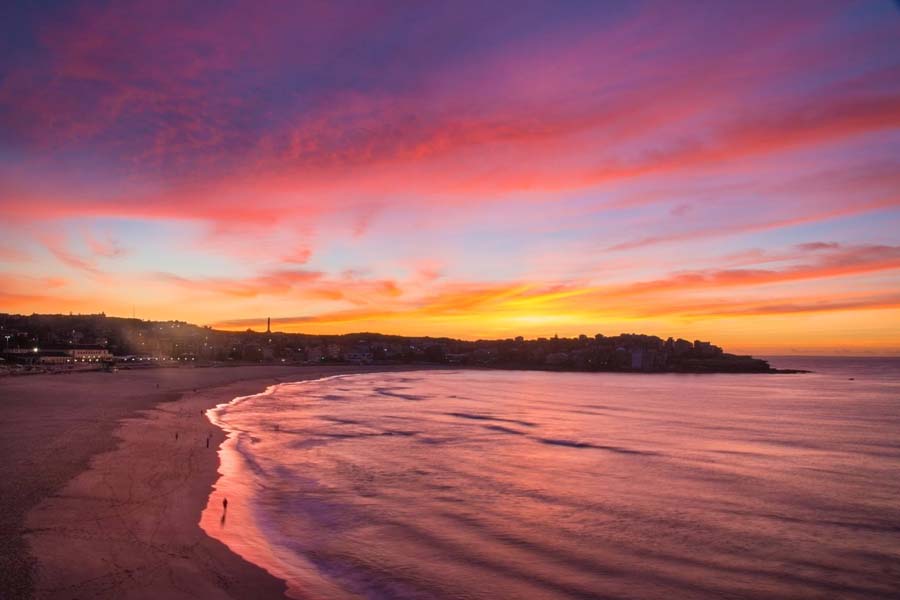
[735,208,900,251]
[66,218,254,279]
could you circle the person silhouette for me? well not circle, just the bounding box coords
[223,497,228,511]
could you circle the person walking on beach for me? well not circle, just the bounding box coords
[223,497,228,511]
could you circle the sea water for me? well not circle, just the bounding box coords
[200,359,900,599]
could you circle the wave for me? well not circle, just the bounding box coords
[201,367,900,599]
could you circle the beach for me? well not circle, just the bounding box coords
[0,365,398,599]
[4,360,899,599]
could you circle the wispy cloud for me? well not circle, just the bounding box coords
[1,1,898,352]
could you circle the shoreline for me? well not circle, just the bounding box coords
[198,375,366,600]
[0,365,408,599]
[26,377,291,599]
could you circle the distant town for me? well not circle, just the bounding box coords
[0,313,782,375]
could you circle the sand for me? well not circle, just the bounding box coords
[0,365,401,599]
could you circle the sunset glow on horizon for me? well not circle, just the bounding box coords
[1,1,899,354]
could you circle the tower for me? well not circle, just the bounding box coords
[266,317,271,334]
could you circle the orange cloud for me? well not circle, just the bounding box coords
[683,294,900,318]
[209,281,900,338]
[40,235,103,276]
[608,244,900,297]
[194,241,900,339]
[154,269,323,298]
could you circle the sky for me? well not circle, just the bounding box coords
[1,0,899,355]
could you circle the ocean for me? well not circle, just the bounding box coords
[200,358,900,599]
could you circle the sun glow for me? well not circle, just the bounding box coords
[0,1,897,354]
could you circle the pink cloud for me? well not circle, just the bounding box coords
[84,232,128,258]
[40,235,103,276]
[606,197,900,252]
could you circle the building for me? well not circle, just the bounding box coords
[344,350,373,364]
[306,346,324,363]
[65,345,113,361]
[631,349,644,370]
[38,351,73,365]
[545,352,570,366]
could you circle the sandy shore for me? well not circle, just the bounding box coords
[0,365,402,599]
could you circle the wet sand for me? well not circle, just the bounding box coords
[0,365,402,599]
